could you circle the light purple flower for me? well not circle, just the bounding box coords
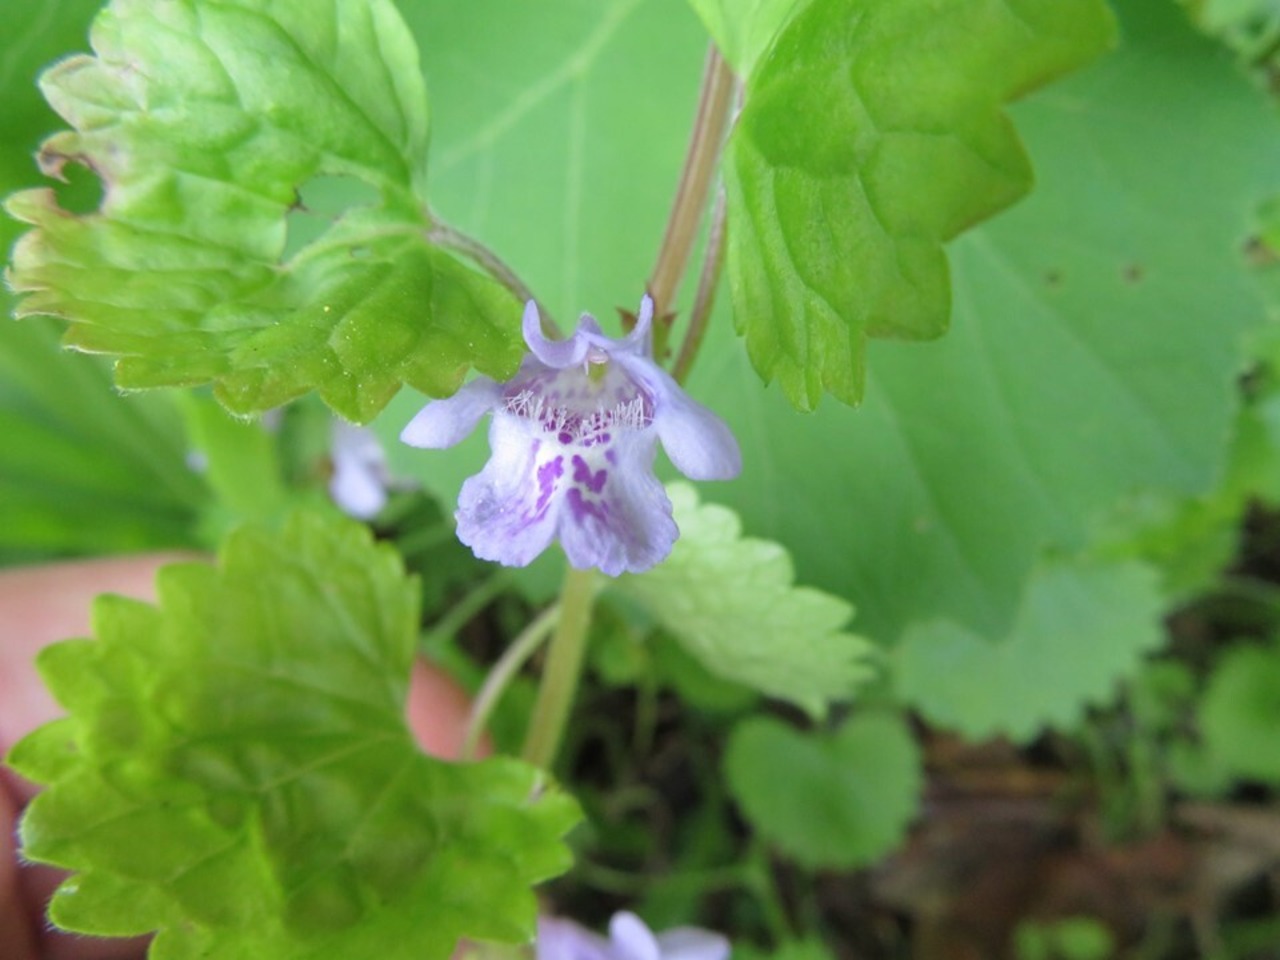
[400,296,740,576]
[330,421,390,519]
[537,911,731,960]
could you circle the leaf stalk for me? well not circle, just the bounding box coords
[429,218,560,334]
[514,45,737,773]
[672,184,729,385]
[462,602,561,760]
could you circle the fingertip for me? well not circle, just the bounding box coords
[0,553,203,762]
[405,661,488,760]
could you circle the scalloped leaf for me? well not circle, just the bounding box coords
[0,0,210,561]
[893,560,1165,742]
[725,0,1116,409]
[724,711,922,869]
[5,0,523,422]
[7,511,578,958]
[614,484,875,717]
[1197,641,1280,784]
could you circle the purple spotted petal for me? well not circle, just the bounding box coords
[457,410,676,576]
[612,354,741,481]
[556,433,677,577]
[455,413,564,567]
[400,377,502,449]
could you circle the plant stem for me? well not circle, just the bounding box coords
[647,46,736,320]
[748,842,794,944]
[428,218,561,334]
[423,571,512,649]
[511,46,736,773]
[394,522,457,557]
[520,567,597,768]
[671,184,728,385]
[461,602,561,761]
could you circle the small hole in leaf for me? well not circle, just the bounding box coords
[282,174,381,261]
[50,158,105,216]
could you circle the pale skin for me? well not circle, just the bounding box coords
[0,555,477,960]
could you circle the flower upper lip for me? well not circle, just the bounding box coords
[523,298,652,368]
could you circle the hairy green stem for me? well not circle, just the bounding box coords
[428,218,561,335]
[647,46,736,320]
[461,602,561,761]
[520,567,597,768]
[423,571,511,647]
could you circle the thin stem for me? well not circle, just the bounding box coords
[520,567,597,769]
[747,842,794,944]
[395,523,457,557]
[631,671,660,758]
[671,184,728,385]
[647,46,736,319]
[428,218,561,335]
[461,602,561,761]
[423,571,512,647]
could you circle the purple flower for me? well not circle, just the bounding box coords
[329,421,391,519]
[537,911,731,960]
[400,296,740,576]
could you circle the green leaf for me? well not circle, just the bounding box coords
[377,0,1278,760]
[684,0,802,76]
[724,711,922,869]
[6,0,523,422]
[613,484,875,716]
[725,0,1116,410]
[691,0,1280,646]
[592,612,758,714]
[1196,641,1280,784]
[0,0,209,562]
[8,511,578,958]
[1095,370,1280,600]
[894,561,1165,742]
[375,0,711,501]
